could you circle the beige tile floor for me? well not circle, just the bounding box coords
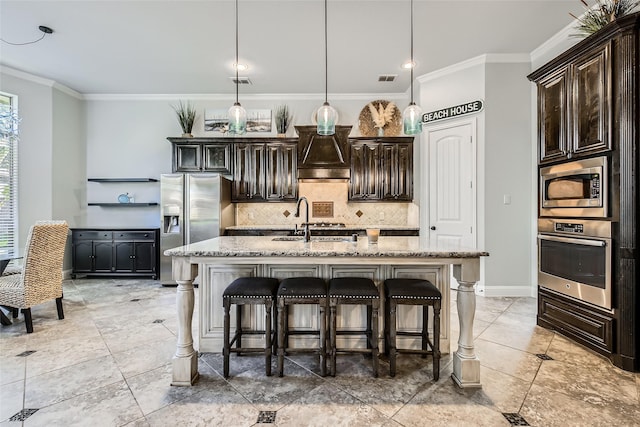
[1,279,639,426]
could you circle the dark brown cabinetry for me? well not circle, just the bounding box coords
[380,141,413,201]
[529,13,640,372]
[168,138,232,174]
[266,142,297,201]
[533,41,611,163]
[350,141,380,200]
[349,137,413,201]
[71,228,160,279]
[232,140,298,202]
[233,143,266,201]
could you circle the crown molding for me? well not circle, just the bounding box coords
[82,92,408,102]
[530,20,577,65]
[416,53,530,84]
[1,65,83,99]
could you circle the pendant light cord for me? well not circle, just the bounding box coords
[235,0,240,105]
[324,0,329,104]
[410,0,414,105]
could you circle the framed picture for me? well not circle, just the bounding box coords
[204,108,272,133]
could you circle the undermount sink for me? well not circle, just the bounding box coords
[272,236,353,242]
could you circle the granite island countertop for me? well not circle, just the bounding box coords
[164,235,488,258]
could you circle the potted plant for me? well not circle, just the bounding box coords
[571,0,640,37]
[274,104,292,137]
[172,100,197,137]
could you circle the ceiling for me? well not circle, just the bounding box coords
[0,0,585,95]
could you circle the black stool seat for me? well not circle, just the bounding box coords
[328,277,380,377]
[223,277,280,298]
[329,277,380,298]
[278,277,327,298]
[385,278,441,300]
[223,277,279,378]
[277,277,328,377]
[384,278,442,380]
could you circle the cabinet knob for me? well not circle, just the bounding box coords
[430,226,436,230]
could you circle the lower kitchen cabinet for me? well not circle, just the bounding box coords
[71,228,160,279]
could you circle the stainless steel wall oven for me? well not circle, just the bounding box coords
[538,218,612,310]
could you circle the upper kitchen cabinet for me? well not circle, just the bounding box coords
[380,140,413,201]
[350,141,380,200]
[168,137,232,174]
[265,142,297,201]
[348,137,413,202]
[233,142,267,202]
[529,40,612,164]
[232,138,298,202]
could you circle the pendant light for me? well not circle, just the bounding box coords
[228,0,247,135]
[403,0,422,135]
[316,0,338,136]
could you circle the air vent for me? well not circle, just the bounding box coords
[378,74,397,82]
[230,77,252,84]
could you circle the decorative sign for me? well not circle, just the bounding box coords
[422,100,484,124]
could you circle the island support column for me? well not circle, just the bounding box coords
[451,260,481,388]
[171,257,199,386]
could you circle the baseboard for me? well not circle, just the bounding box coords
[482,285,534,298]
[63,269,73,280]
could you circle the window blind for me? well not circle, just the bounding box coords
[0,93,18,256]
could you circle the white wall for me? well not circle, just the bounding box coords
[416,56,533,296]
[83,94,409,228]
[0,69,54,250]
[484,61,533,296]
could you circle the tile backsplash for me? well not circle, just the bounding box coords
[235,182,418,227]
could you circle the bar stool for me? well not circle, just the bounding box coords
[277,277,328,377]
[384,278,441,380]
[222,276,280,378]
[328,277,379,377]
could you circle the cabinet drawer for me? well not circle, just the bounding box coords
[73,231,113,240]
[114,231,154,240]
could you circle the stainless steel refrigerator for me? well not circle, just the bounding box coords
[160,174,234,284]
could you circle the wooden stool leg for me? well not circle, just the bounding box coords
[366,304,372,350]
[319,300,327,377]
[384,297,390,356]
[223,299,231,378]
[421,305,428,358]
[236,304,242,351]
[329,299,337,377]
[389,300,397,377]
[433,301,441,381]
[277,298,285,377]
[371,300,379,378]
[265,301,272,376]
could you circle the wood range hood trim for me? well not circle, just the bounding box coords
[295,125,352,181]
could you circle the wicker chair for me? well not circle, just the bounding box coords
[0,221,69,333]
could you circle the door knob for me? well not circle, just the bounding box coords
[430,226,436,230]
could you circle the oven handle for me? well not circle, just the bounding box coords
[537,234,606,247]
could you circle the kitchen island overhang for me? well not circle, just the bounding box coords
[165,236,488,389]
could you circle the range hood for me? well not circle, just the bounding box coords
[295,125,352,180]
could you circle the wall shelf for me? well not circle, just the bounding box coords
[88,178,158,182]
[88,203,158,207]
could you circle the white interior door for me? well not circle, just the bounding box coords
[427,119,476,251]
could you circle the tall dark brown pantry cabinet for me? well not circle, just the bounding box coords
[528,13,640,372]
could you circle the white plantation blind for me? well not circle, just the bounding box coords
[0,93,18,256]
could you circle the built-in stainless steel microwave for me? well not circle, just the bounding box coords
[540,156,607,218]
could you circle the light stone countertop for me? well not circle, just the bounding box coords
[164,236,488,258]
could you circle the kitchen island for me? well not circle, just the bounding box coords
[165,235,488,388]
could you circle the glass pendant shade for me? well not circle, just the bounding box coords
[403,102,423,135]
[316,102,337,135]
[227,102,247,135]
